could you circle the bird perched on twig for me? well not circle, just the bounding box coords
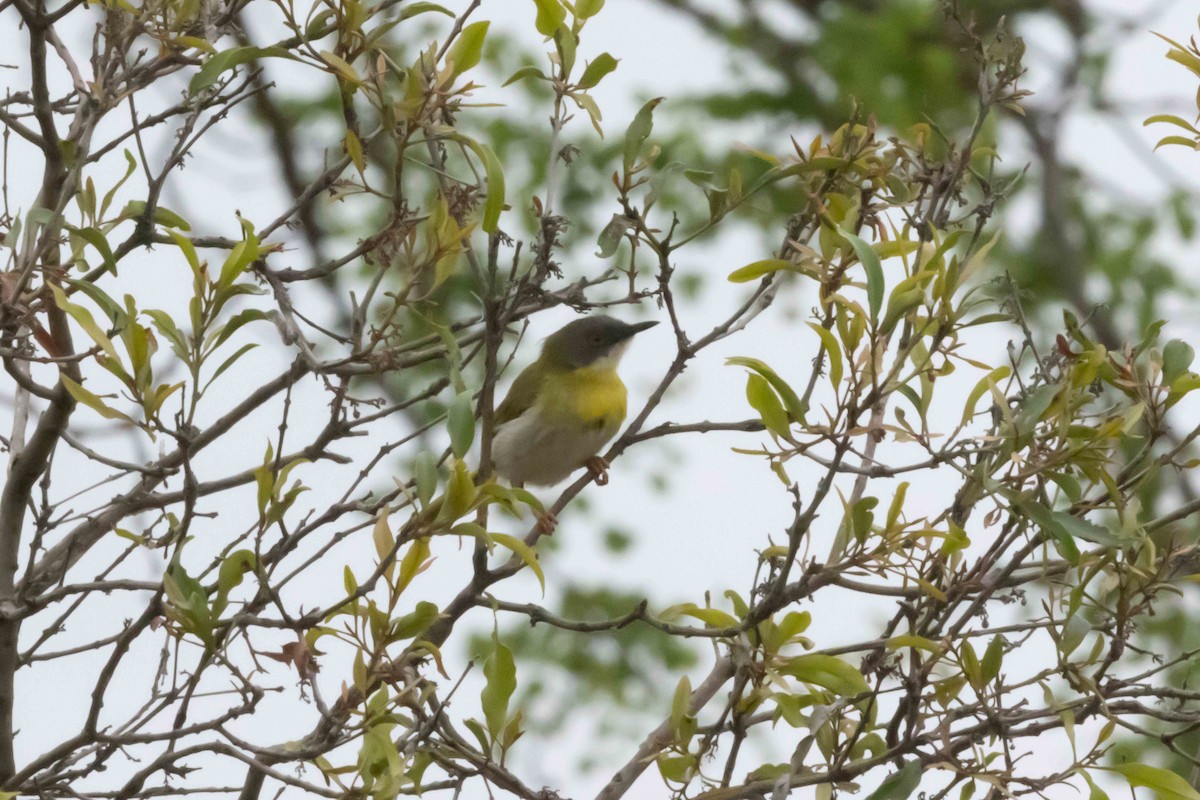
[492,316,657,504]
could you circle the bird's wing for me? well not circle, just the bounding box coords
[494,361,543,425]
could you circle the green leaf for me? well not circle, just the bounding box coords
[574,92,604,136]
[960,640,982,689]
[344,129,364,174]
[487,532,545,593]
[961,366,1011,426]
[217,220,261,289]
[318,50,361,83]
[503,65,547,86]
[883,484,908,532]
[658,602,738,628]
[1051,511,1122,547]
[455,136,506,233]
[146,205,191,230]
[1163,339,1195,383]
[1154,135,1198,151]
[805,322,843,388]
[60,376,135,424]
[623,97,663,172]
[575,0,604,17]
[217,550,256,595]
[879,288,924,336]
[1013,496,1082,563]
[980,635,1004,685]
[446,20,489,79]
[373,510,395,561]
[438,459,476,522]
[745,374,790,439]
[657,754,695,783]
[839,227,884,323]
[213,549,256,615]
[71,226,119,275]
[726,357,806,422]
[727,258,795,283]
[463,718,491,755]
[1015,384,1059,432]
[447,392,475,459]
[669,674,692,739]
[399,2,453,19]
[414,452,438,506]
[867,760,922,800]
[595,214,632,258]
[1144,114,1200,134]
[189,46,295,95]
[396,536,431,594]
[390,601,439,641]
[780,654,869,696]
[1081,771,1111,800]
[578,52,617,88]
[209,308,268,351]
[530,0,565,36]
[554,26,577,74]
[51,284,120,361]
[481,638,517,740]
[1106,764,1200,800]
[885,635,943,654]
[145,310,188,361]
[874,239,922,259]
[205,343,257,389]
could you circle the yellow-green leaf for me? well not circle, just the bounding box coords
[344,129,365,174]
[61,375,135,424]
[745,374,790,439]
[623,97,663,172]
[1106,764,1200,800]
[838,227,884,323]
[575,0,604,18]
[488,532,545,593]
[961,366,1010,426]
[530,0,565,36]
[726,357,806,422]
[780,654,869,696]
[481,637,517,740]
[446,20,489,79]
[727,258,795,283]
[454,136,506,233]
[806,322,843,388]
[372,509,395,561]
[51,284,119,361]
[578,52,617,88]
[319,50,361,83]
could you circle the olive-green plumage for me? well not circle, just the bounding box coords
[492,316,657,486]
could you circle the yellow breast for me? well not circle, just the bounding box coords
[540,366,628,430]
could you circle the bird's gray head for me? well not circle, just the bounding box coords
[543,315,658,369]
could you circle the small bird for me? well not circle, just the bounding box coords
[492,315,657,492]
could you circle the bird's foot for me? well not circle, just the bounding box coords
[535,510,559,536]
[585,456,611,486]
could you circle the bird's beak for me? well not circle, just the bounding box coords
[623,320,659,338]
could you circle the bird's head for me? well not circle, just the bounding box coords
[542,315,658,370]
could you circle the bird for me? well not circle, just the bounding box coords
[491,315,657,499]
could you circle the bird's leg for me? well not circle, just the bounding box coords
[516,481,558,535]
[585,456,610,486]
[536,510,559,536]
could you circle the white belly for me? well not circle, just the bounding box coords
[492,408,620,486]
